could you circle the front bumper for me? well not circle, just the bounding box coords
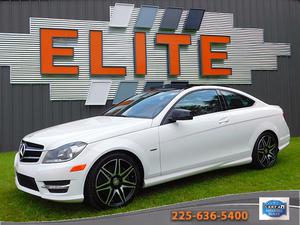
[14,153,85,203]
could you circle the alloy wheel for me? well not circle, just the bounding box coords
[95,158,137,207]
[257,134,277,167]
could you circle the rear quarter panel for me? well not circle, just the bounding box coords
[247,105,290,153]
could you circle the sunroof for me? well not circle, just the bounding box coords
[160,8,183,30]
[183,9,205,31]
[135,5,158,29]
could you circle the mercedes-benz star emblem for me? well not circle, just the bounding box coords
[19,143,26,158]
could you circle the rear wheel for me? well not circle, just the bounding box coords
[84,153,142,209]
[252,132,279,169]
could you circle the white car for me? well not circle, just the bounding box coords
[14,86,290,209]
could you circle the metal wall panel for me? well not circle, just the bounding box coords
[0,5,290,101]
[0,0,299,151]
[0,66,113,151]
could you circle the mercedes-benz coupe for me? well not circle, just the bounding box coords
[14,86,290,209]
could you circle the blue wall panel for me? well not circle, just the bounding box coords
[113,81,138,104]
[135,5,158,29]
[160,8,182,30]
[184,9,205,31]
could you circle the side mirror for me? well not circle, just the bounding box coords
[169,109,193,122]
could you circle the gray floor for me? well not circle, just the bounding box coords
[3,190,299,225]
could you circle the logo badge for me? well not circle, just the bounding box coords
[259,197,289,220]
[19,143,26,158]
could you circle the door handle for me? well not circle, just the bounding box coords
[218,117,229,124]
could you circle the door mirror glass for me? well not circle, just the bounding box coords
[169,109,193,122]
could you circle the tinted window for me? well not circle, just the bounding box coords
[221,90,255,110]
[104,90,181,119]
[174,90,222,116]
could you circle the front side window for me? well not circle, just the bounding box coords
[221,90,255,110]
[174,90,222,116]
[104,90,181,119]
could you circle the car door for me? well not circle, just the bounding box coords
[159,89,232,175]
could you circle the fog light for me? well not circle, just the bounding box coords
[42,180,70,193]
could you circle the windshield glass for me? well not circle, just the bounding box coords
[104,90,181,119]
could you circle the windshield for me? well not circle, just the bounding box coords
[104,90,181,119]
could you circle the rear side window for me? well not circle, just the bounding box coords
[221,90,255,110]
[174,90,222,116]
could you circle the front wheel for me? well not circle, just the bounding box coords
[252,132,279,169]
[84,153,142,209]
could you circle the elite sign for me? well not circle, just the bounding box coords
[0,3,291,104]
[40,29,231,77]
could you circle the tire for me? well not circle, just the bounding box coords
[84,152,142,209]
[251,132,279,169]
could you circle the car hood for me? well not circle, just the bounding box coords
[23,116,153,150]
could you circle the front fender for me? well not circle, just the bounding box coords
[84,127,160,182]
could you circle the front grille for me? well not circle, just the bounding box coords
[16,173,39,191]
[19,141,44,163]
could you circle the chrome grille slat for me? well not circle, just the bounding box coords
[22,156,40,159]
[24,148,43,152]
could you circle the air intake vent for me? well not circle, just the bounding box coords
[16,173,39,191]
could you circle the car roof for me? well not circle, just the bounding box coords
[147,85,240,93]
[146,85,263,104]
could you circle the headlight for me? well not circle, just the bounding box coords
[43,142,87,163]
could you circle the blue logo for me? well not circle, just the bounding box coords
[263,200,287,217]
